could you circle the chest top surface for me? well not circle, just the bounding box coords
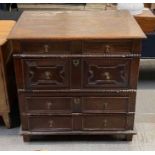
[8,10,145,40]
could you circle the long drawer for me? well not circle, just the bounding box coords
[22,114,134,131]
[19,92,136,114]
[14,57,139,90]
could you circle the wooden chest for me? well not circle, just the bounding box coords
[8,10,146,141]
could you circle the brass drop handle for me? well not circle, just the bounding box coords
[49,120,54,128]
[105,45,110,53]
[103,119,107,128]
[73,98,80,104]
[44,44,49,53]
[103,72,111,80]
[47,101,53,109]
[103,102,108,110]
[29,71,34,78]
[73,59,80,67]
[45,71,52,80]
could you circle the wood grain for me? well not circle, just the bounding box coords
[8,10,146,40]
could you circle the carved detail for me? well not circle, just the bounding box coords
[87,63,128,87]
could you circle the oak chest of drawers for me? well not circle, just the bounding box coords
[8,10,146,141]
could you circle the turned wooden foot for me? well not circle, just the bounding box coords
[23,135,31,142]
[125,135,133,141]
[2,113,11,128]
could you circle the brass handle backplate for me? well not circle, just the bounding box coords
[103,119,107,128]
[45,71,52,80]
[49,120,54,128]
[105,45,110,53]
[47,101,53,109]
[103,72,111,80]
[44,44,49,53]
[103,102,108,110]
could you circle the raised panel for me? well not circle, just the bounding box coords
[23,58,70,89]
[83,58,131,89]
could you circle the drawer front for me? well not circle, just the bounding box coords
[82,114,128,131]
[82,97,128,113]
[20,96,131,114]
[23,114,134,131]
[19,92,136,114]
[28,115,73,131]
[82,40,140,54]
[83,58,138,89]
[19,40,71,54]
[23,58,69,89]
[25,97,72,113]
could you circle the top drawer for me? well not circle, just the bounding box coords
[11,40,141,55]
[82,40,140,55]
[12,40,71,54]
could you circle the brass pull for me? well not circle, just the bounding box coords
[45,71,52,80]
[73,59,80,67]
[73,98,80,104]
[47,101,53,109]
[105,45,110,53]
[103,72,110,80]
[49,120,54,128]
[29,71,34,78]
[103,119,107,128]
[44,44,49,53]
[103,102,108,110]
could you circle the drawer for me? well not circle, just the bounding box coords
[19,92,136,114]
[28,115,73,131]
[22,95,130,113]
[23,114,134,131]
[83,58,139,89]
[19,40,71,54]
[14,57,139,90]
[82,97,128,113]
[23,58,70,89]
[25,97,72,113]
[82,40,140,54]
[82,114,131,131]
[20,95,82,113]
